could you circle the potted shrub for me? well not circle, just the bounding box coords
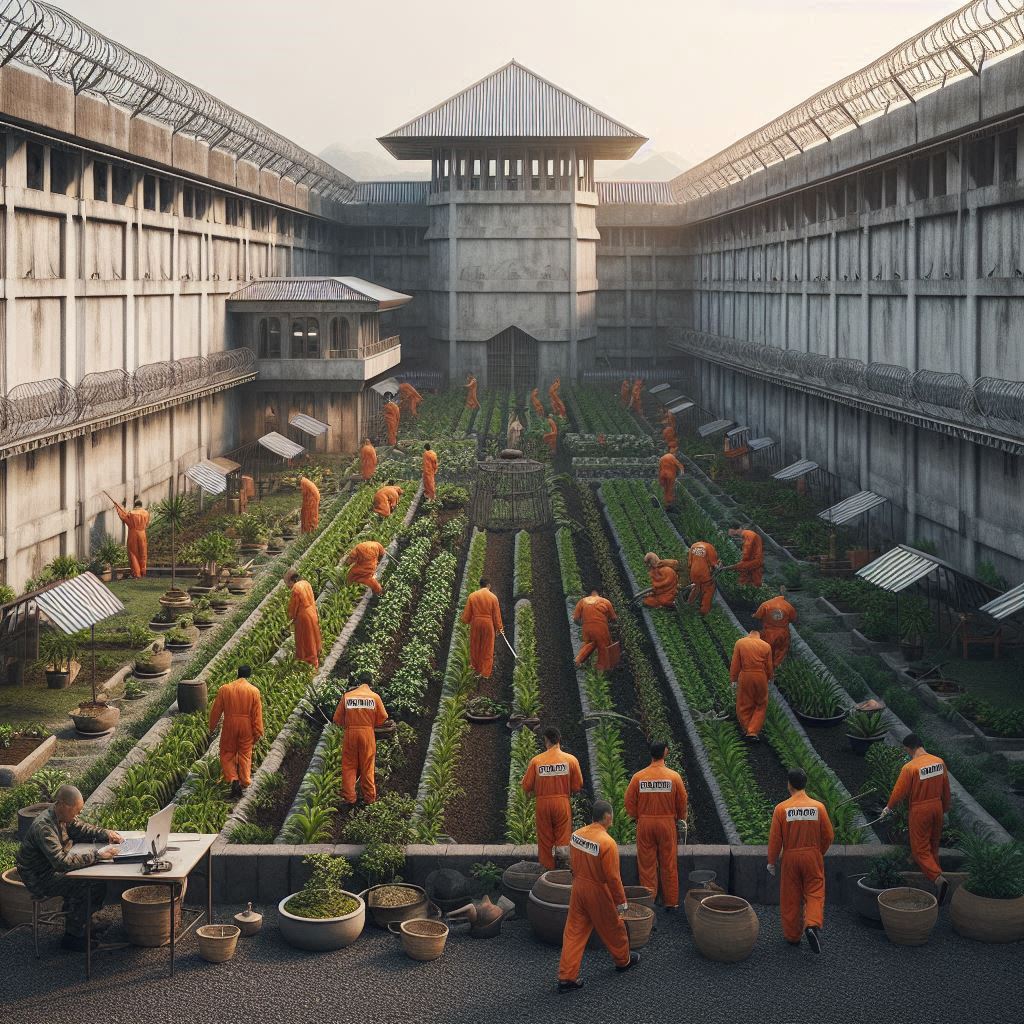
[151,491,193,612]
[780,561,804,592]
[898,596,932,662]
[92,535,128,583]
[845,709,887,755]
[237,514,269,555]
[226,561,255,594]
[464,695,507,724]
[778,662,845,727]
[949,830,1024,943]
[183,533,238,589]
[852,849,907,922]
[164,618,197,654]
[192,597,216,631]
[267,533,285,554]
[134,640,171,678]
[123,678,145,701]
[278,854,365,951]
[36,629,81,689]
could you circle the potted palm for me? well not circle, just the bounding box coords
[278,854,365,951]
[949,830,1024,943]
[845,709,887,755]
[898,596,932,662]
[151,491,193,613]
[91,536,127,582]
[37,629,81,689]
[237,514,268,555]
[183,533,238,590]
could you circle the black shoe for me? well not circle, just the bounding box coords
[615,951,640,973]
[664,905,677,913]
[805,926,822,954]
[557,979,584,993]
[230,780,243,799]
[936,877,949,907]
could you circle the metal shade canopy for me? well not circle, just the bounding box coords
[819,490,887,526]
[979,583,1024,621]
[667,400,694,414]
[749,436,776,452]
[258,432,305,460]
[34,573,124,635]
[773,458,818,481]
[648,384,672,395]
[698,418,734,438]
[289,413,329,437]
[185,460,229,494]
[856,545,944,593]
[726,426,749,439]
[370,378,401,399]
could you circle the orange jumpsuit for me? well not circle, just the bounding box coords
[687,540,719,615]
[115,503,150,578]
[521,745,584,869]
[768,791,834,943]
[662,425,679,453]
[288,579,322,668]
[345,540,386,595]
[398,382,422,416]
[543,416,558,452]
[333,682,388,804]
[299,477,320,533]
[730,631,774,738]
[372,484,402,517]
[644,559,680,608]
[658,452,685,506]
[754,595,798,668]
[422,449,439,501]
[239,475,256,514]
[620,380,630,405]
[661,409,676,432]
[382,401,401,446]
[360,442,378,482]
[460,587,504,677]
[886,752,951,882]
[625,758,688,907]
[735,529,765,587]
[629,380,644,413]
[209,677,264,787]
[548,379,566,418]
[573,595,617,671]
[530,388,545,418]
[558,823,631,982]
[465,377,480,410]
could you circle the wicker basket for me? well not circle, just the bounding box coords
[398,918,449,961]
[197,924,240,963]
[121,885,184,947]
[623,903,655,949]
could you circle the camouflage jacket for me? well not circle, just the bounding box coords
[15,807,110,890]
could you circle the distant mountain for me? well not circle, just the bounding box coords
[597,150,692,181]
[319,142,430,182]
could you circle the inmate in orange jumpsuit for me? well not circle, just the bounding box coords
[661,425,679,453]
[465,376,480,410]
[886,750,951,882]
[558,823,631,983]
[661,409,676,432]
[620,379,630,405]
[299,477,320,533]
[754,595,798,668]
[530,388,545,418]
[573,594,617,671]
[372,484,402,517]
[209,676,264,787]
[460,585,504,677]
[734,529,765,587]
[398,381,422,416]
[768,789,834,943]
[288,578,322,668]
[360,441,378,483]
[629,379,644,413]
[543,416,559,452]
[333,681,388,804]
[658,452,685,506]
[422,448,439,501]
[345,540,386,596]
[382,400,401,446]
[114,502,150,578]
[239,475,256,514]
[730,630,773,739]
[625,756,688,907]
[521,744,584,869]
[644,558,680,608]
[548,378,567,418]
[687,540,719,615]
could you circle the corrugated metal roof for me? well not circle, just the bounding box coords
[597,181,678,205]
[228,277,412,309]
[698,418,734,438]
[726,426,749,439]
[185,460,229,494]
[979,583,1024,620]
[379,60,646,159]
[655,389,685,405]
[857,545,941,593]
[345,181,430,205]
[289,414,329,437]
[648,384,672,395]
[34,572,125,634]
[370,378,401,399]
[819,490,887,526]
[749,436,776,451]
[258,432,305,460]
[210,457,241,474]
[667,400,694,414]
[773,458,818,480]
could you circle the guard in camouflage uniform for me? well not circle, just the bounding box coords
[16,785,121,951]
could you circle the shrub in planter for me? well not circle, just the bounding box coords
[853,849,909,922]
[279,854,365,951]
[163,628,195,651]
[776,661,844,725]
[845,709,887,755]
[123,678,145,700]
[182,533,238,584]
[91,535,128,582]
[134,641,172,677]
[36,629,81,689]
[950,830,1024,942]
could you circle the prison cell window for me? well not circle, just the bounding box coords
[998,129,1018,183]
[143,174,157,211]
[910,157,930,201]
[159,178,174,213]
[969,136,996,189]
[112,165,133,205]
[92,161,109,202]
[26,142,44,190]
[931,152,948,197]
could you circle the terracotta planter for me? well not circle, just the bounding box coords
[197,924,240,963]
[847,732,887,756]
[228,576,254,594]
[692,894,759,963]
[278,892,365,950]
[878,887,937,946]
[0,869,62,927]
[134,649,172,677]
[177,678,209,714]
[16,802,50,840]
[950,886,1024,943]
[527,870,573,946]
[70,703,120,735]
[623,885,655,910]
[390,918,449,960]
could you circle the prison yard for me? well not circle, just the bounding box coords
[2,0,1024,1018]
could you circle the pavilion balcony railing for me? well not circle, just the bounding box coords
[323,335,400,360]
[670,328,1024,442]
[0,348,256,444]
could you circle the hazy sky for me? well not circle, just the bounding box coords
[57,0,960,169]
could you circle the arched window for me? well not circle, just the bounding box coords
[267,318,281,358]
[290,317,319,358]
[257,318,268,358]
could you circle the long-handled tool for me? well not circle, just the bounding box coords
[832,786,876,811]
[499,630,520,662]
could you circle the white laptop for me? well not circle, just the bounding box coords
[72,804,174,861]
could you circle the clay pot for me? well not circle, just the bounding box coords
[684,880,725,928]
[878,887,938,946]
[391,918,449,961]
[122,885,184,947]
[624,885,655,910]
[425,868,474,914]
[501,860,546,914]
[176,678,209,714]
[527,870,573,946]
[852,875,885,922]
[692,894,759,963]
[234,902,263,937]
[70,703,120,735]
[623,902,655,949]
[134,648,172,677]
[279,891,365,950]
[197,924,240,963]
[17,802,50,840]
[361,884,429,929]
[470,894,504,938]
[1,869,62,927]
[950,886,1024,944]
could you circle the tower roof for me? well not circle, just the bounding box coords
[379,60,646,159]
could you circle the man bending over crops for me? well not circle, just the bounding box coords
[398,381,422,417]
[209,665,264,798]
[727,526,764,588]
[753,588,798,668]
[345,539,387,596]
[573,589,618,671]
[642,552,680,608]
[657,451,685,508]
[286,569,322,668]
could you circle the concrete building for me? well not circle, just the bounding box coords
[0,0,1021,587]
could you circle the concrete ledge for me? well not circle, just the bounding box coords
[0,734,56,787]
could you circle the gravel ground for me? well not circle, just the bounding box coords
[0,902,1018,1024]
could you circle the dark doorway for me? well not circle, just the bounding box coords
[486,326,538,390]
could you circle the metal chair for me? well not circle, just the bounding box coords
[5,898,67,958]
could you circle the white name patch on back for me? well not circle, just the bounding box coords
[919,762,945,781]
[571,833,600,857]
[786,806,819,822]
[537,763,569,777]
[346,698,376,710]
[639,780,673,793]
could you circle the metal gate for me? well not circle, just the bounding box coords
[486,327,538,390]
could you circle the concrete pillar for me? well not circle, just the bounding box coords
[905,215,918,370]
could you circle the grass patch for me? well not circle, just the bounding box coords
[942,655,1024,710]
